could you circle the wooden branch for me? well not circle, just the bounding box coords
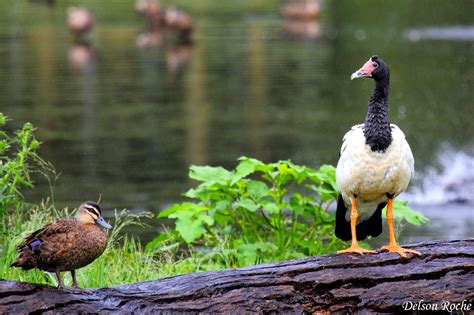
[1,239,473,314]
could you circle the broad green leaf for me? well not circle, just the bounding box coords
[315,165,337,191]
[189,165,232,183]
[184,187,200,199]
[214,212,233,226]
[171,212,214,243]
[231,158,261,185]
[158,202,197,218]
[238,156,273,174]
[247,180,269,201]
[145,233,169,252]
[214,200,230,212]
[234,198,259,212]
[307,185,338,202]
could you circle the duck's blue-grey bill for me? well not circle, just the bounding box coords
[96,216,112,229]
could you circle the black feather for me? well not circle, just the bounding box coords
[335,194,351,241]
[355,201,386,240]
[335,194,386,241]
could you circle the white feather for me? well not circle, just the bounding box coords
[336,124,414,222]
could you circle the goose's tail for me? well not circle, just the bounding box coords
[335,194,385,241]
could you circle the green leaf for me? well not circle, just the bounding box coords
[145,233,169,252]
[158,202,197,218]
[247,180,269,201]
[314,165,337,191]
[189,165,232,183]
[231,158,258,184]
[170,212,215,243]
[214,212,232,226]
[234,198,259,212]
[238,156,272,172]
[214,200,230,212]
[307,185,338,202]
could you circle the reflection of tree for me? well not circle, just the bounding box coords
[185,43,209,167]
[36,26,58,123]
[247,23,267,160]
[28,0,55,7]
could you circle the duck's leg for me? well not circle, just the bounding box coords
[55,271,64,288]
[71,270,79,288]
[381,198,421,258]
[337,196,376,255]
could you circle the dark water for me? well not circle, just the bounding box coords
[0,1,472,243]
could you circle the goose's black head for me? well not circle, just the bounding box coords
[351,55,389,82]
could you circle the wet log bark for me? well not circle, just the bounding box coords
[1,239,473,314]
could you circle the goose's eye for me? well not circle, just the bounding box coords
[372,62,378,68]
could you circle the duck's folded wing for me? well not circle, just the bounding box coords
[20,219,76,249]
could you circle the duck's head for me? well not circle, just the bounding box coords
[351,55,389,82]
[76,201,112,229]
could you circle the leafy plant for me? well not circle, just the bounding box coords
[0,113,51,225]
[151,157,428,267]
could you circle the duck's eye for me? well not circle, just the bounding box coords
[372,62,379,68]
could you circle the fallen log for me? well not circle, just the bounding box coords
[1,239,473,314]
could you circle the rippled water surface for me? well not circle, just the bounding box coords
[0,0,472,242]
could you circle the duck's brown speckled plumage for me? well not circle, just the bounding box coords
[16,219,108,272]
[12,201,111,287]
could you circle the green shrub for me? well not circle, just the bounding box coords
[0,113,50,225]
[150,157,429,267]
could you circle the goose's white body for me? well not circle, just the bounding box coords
[336,123,414,222]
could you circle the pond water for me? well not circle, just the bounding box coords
[0,0,472,243]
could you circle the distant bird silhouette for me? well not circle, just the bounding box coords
[164,6,194,39]
[280,0,320,20]
[67,6,94,39]
[135,0,163,30]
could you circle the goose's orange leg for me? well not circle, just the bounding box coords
[381,198,421,258]
[337,197,376,255]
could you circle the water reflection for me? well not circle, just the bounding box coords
[28,0,55,7]
[280,0,321,40]
[281,20,321,39]
[68,41,95,74]
[0,1,472,242]
[67,6,94,40]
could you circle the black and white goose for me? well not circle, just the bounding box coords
[335,55,421,257]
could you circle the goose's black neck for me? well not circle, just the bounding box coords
[364,77,392,152]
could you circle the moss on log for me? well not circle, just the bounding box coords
[1,239,473,314]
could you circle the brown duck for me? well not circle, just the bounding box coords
[11,201,112,288]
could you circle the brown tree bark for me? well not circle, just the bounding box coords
[1,239,473,314]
